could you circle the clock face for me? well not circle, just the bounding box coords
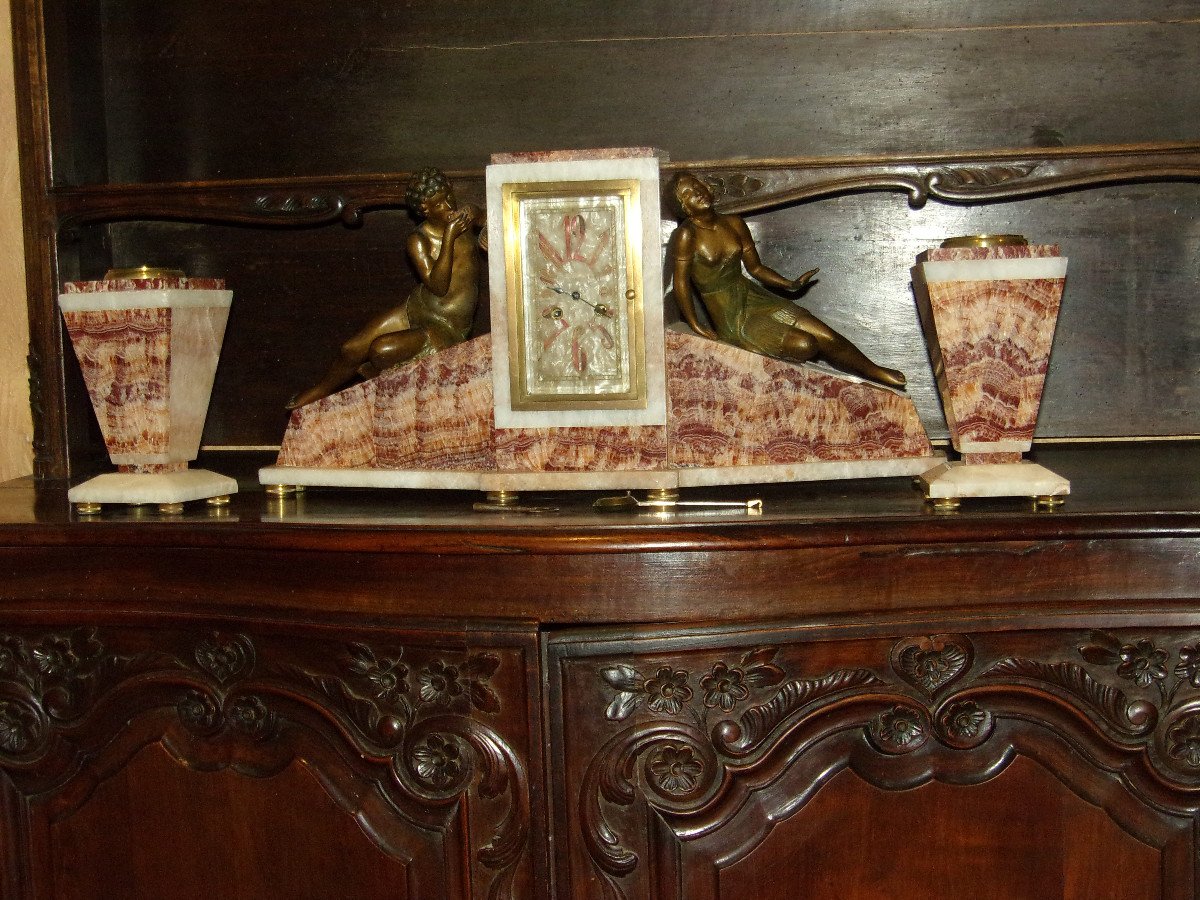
[503,180,646,411]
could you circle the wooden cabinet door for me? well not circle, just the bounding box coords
[548,623,1200,899]
[0,621,543,899]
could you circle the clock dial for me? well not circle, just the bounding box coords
[503,180,645,411]
[522,198,629,396]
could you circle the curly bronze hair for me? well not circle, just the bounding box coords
[405,167,452,211]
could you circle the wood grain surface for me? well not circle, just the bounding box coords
[67,2,1200,180]
[0,1,30,482]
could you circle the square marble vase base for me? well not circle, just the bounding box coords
[68,469,238,511]
[919,460,1069,509]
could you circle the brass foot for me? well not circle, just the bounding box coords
[74,502,102,516]
[485,490,520,506]
[206,494,231,506]
[264,493,304,520]
[1034,494,1066,509]
[265,484,299,497]
[158,502,185,515]
[928,496,961,513]
[645,488,681,503]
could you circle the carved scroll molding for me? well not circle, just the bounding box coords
[0,627,528,900]
[53,176,423,229]
[586,645,891,899]
[580,630,1200,898]
[707,145,1200,214]
[51,144,1200,230]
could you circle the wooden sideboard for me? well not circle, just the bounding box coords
[7,1,1200,896]
[2,443,1199,898]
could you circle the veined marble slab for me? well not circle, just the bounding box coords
[490,148,665,164]
[260,466,483,491]
[666,331,931,467]
[59,288,232,311]
[265,330,935,492]
[920,257,1068,283]
[678,455,941,487]
[480,469,678,492]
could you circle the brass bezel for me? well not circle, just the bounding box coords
[501,178,648,412]
[939,234,1028,249]
[103,266,186,280]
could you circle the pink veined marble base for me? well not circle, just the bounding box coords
[269,331,935,488]
[913,244,1066,456]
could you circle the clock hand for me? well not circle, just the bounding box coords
[548,285,612,317]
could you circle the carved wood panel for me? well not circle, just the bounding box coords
[549,625,1200,899]
[0,621,540,900]
[715,758,1163,899]
[36,743,416,900]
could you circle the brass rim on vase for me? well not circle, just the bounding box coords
[103,266,186,280]
[939,234,1028,249]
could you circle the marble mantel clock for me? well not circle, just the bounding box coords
[263,149,937,497]
[485,150,667,430]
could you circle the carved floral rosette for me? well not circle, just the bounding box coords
[579,630,1200,898]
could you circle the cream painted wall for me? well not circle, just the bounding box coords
[0,1,32,482]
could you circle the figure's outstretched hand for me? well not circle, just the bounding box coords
[787,268,819,292]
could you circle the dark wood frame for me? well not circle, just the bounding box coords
[7,2,1200,898]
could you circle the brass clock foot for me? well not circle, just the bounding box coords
[484,490,520,507]
[158,502,185,515]
[1034,494,1066,509]
[265,484,300,497]
[927,496,961,513]
[74,502,102,516]
[645,488,681,503]
[206,494,231,506]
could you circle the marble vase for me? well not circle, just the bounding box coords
[912,242,1069,506]
[59,274,236,513]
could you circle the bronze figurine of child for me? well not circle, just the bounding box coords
[287,167,485,409]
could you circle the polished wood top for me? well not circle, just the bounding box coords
[3,444,1198,549]
[1,444,1197,626]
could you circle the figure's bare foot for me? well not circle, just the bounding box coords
[875,367,907,390]
[285,386,329,410]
